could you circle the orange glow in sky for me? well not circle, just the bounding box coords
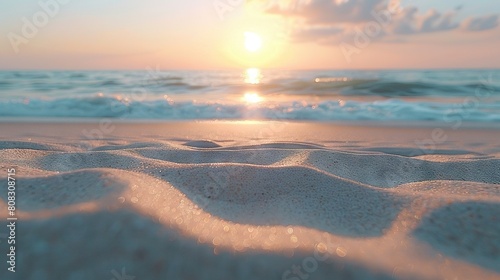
[0,0,499,69]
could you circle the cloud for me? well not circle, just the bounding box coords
[392,8,458,35]
[462,15,499,32]
[268,0,389,24]
[391,6,418,34]
[420,10,458,32]
[292,25,345,43]
[266,0,499,45]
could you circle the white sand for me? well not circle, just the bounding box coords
[0,121,499,280]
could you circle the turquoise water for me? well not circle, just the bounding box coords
[0,69,498,122]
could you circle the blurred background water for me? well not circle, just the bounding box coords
[0,69,498,122]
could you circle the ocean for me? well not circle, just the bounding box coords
[0,69,498,122]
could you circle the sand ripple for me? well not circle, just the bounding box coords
[0,140,499,279]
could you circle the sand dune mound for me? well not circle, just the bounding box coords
[1,140,499,280]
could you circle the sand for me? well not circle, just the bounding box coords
[0,121,499,280]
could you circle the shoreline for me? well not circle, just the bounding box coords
[1,118,500,129]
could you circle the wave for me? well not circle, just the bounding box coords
[2,71,498,98]
[0,70,498,122]
[1,95,499,122]
[238,78,500,97]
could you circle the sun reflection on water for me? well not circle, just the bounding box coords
[245,68,262,84]
[242,68,264,104]
[243,92,263,104]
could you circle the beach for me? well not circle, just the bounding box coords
[2,0,500,278]
[0,121,499,279]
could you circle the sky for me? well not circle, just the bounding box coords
[0,0,499,70]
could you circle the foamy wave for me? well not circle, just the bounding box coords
[1,70,499,122]
[1,95,499,122]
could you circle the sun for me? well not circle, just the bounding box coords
[244,32,263,52]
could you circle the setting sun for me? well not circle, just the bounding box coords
[244,32,263,52]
